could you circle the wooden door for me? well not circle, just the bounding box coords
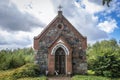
[55,47,65,74]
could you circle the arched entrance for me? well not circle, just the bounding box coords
[48,39,72,75]
[55,47,65,74]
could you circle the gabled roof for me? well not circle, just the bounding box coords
[34,11,86,41]
[49,36,71,49]
[34,14,58,40]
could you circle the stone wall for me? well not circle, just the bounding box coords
[35,20,87,74]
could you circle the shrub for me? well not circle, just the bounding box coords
[93,54,120,78]
[0,53,11,70]
[12,63,40,79]
[9,55,25,69]
[87,39,120,78]
[103,71,111,77]
[87,70,95,75]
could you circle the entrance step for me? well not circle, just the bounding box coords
[48,76,71,80]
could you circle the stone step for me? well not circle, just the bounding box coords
[48,76,71,80]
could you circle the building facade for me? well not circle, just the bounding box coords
[34,10,87,75]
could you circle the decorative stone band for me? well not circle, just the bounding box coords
[51,43,69,55]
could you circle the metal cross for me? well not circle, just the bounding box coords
[58,5,62,11]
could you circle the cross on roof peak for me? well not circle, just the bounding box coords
[58,5,62,11]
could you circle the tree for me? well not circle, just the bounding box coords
[0,48,34,70]
[102,0,112,7]
[87,39,120,77]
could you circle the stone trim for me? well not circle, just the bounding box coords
[51,43,69,55]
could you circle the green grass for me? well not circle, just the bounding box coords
[1,70,120,80]
[72,75,120,80]
[0,69,15,79]
[0,77,46,80]
[17,76,47,80]
[0,69,46,80]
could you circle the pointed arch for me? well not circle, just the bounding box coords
[51,43,69,55]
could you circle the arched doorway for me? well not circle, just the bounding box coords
[55,47,65,74]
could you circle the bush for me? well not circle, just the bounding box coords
[9,55,25,69]
[103,71,111,77]
[93,54,120,78]
[0,52,11,70]
[12,63,40,79]
[87,70,95,75]
[87,39,120,78]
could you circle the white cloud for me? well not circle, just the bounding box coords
[0,27,43,49]
[0,0,44,32]
[98,19,118,33]
[82,0,105,14]
[51,0,108,42]
[0,0,119,49]
[11,0,56,24]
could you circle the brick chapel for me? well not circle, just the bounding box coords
[34,8,87,75]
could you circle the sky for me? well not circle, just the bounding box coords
[0,0,120,50]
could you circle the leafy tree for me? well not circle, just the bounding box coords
[102,0,112,7]
[0,48,34,70]
[87,39,120,77]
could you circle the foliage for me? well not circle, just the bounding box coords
[0,48,34,70]
[0,63,42,80]
[72,75,110,80]
[12,63,40,79]
[0,69,15,80]
[87,70,95,75]
[93,53,120,77]
[102,0,112,7]
[87,39,120,78]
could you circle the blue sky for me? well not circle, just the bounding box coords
[0,0,119,49]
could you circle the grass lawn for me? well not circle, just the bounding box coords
[1,70,120,80]
[72,75,120,80]
[17,76,46,80]
[0,69,15,79]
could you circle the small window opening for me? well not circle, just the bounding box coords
[58,24,62,29]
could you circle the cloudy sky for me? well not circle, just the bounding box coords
[0,0,120,50]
